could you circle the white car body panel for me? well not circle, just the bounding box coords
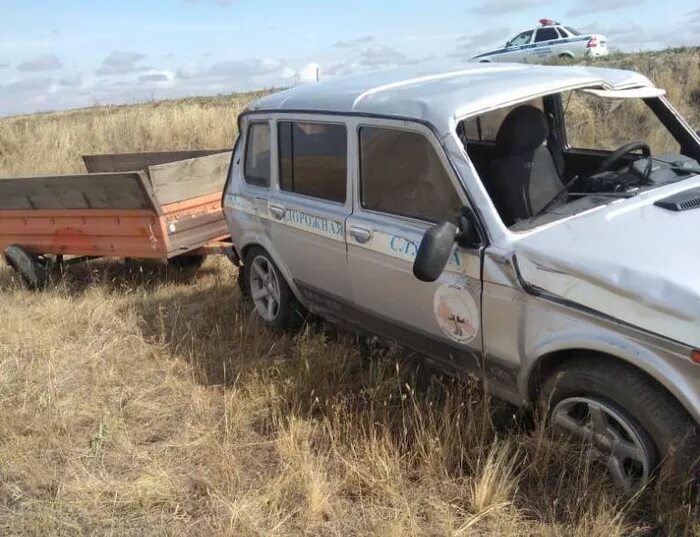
[514,175,700,349]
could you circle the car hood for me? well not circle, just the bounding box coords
[514,178,700,348]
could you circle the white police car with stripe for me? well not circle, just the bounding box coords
[472,19,608,63]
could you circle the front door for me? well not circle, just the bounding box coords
[346,120,484,371]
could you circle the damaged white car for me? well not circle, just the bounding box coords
[223,63,700,492]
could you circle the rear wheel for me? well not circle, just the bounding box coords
[540,356,700,493]
[3,245,47,290]
[243,247,305,330]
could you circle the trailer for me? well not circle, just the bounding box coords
[0,149,235,288]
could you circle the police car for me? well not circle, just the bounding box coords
[471,20,608,63]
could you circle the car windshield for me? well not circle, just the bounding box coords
[459,88,700,231]
[564,26,581,36]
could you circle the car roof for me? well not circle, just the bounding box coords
[246,63,653,136]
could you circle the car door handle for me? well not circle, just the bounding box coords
[269,204,286,220]
[350,226,372,244]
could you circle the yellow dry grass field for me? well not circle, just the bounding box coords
[1,50,699,536]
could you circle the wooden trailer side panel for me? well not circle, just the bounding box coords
[147,151,232,206]
[0,171,168,258]
[160,193,229,257]
[82,149,230,174]
[0,209,168,258]
[0,171,156,211]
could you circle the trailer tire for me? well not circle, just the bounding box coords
[168,254,207,271]
[3,245,47,290]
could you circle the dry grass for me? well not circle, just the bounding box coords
[1,50,699,536]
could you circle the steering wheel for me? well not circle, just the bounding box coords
[598,141,651,172]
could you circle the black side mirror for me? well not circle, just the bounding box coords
[413,222,458,282]
[414,213,479,282]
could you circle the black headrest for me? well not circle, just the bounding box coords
[495,105,549,155]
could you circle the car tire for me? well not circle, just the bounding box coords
[243,247,305,331]
[3,244,48,290]
[540,355,700,493]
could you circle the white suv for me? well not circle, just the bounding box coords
[223,63,700,492]
[472,20,608,63]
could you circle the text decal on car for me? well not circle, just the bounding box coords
[224,193,345,242]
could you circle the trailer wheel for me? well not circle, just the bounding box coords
[168,254,207,271]
[3,245,47,290]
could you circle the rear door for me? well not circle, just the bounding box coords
[345,119,484,371]
[267,116,353,316]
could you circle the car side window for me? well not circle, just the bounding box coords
[359,127,462,224]
[278,121,347,203]
[535,28,559,43]
[244,122,271,187]
[508,30,533,47]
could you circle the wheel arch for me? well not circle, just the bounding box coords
[525,345,700,426]
[238,239,306,305]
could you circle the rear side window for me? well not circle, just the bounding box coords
[244,122,270,187]
[535,27,559,42]
[278,121,347,203]
[359,127,462,223]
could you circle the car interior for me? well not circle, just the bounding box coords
[459,91,700,228]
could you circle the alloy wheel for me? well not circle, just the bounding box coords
[249,255,281,322]
[551,396,652,493]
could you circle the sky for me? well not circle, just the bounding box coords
[0,0,698,116]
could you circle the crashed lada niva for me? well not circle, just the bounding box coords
[222,62,700,491]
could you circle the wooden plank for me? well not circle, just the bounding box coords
[82,149,230,173]
[0,172,155,210]
[147,151,232,205]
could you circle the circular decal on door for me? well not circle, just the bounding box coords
[433,282,479,344]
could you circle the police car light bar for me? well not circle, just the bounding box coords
[538,18,559,26]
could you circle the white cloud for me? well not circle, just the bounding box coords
[138,72,173,85]
[3,76,53,93]
[296,63,320,84]
[59,73,81,87]
[17,54,62,72]
[96,51,148,75]
[207,58,284,78]
[471,0,550,15]
[451,27,511,58]
[333,35,375,49]
[568,0,644,16]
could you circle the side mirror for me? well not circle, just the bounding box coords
[413,222,458,282]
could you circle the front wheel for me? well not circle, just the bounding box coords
[243,247,305,330]
[540,356,700,493]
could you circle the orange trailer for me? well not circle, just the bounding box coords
[0,149,235,288]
